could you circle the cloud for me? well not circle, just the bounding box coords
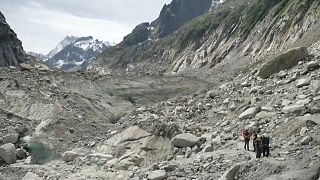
[0,0,171,54]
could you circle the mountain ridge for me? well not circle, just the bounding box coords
[0,11,27,67]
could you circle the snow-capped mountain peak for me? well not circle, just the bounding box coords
[73,36,107,53]
[47,35,79,58]
[45,36,112,71]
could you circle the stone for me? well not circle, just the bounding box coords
[238,107,261,120]
[297,77,311,88]
[172,133,201,148]
[197,102,205,110]
[281,99,291,107]
[255,111,276,120]
[3,133,19,144]
[207,90,217,98]
[22,172,43,180]
[300,127,308,136]
[310,80,320,94]
[218,164,240,180]
[228,101,237,111]
[301,136,313,145]
[0,143,16,164]
[15,148,27,159]
[62,151,80,162]
[283,104,306,115]
[278,70,288,78]
[147,170,167,180]
[306,61,320,70]
[258,47,308,79]
[203,145,214,152]
[185,147,192,158]
[117,126,151,144]
[19,63,33,71]
[250,86,262,94]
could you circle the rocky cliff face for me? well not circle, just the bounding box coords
[118,0,212,48]
[0,11,26,67]
[91,0,320,81]
[150,0,212,39]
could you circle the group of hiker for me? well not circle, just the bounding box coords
[242,128,270,158]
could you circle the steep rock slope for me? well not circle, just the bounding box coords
[91,0,320,81]
[0,11,26,67]
[119,0,212,47]
[150,0,213,39]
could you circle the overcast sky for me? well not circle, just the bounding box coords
[0,0,171,54]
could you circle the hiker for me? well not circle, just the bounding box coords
[242,128,250,151]
[252,132,258,152]
[261,133,270,157]
[255,135,262,158]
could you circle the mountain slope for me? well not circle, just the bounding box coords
[0,11,27,67]
[91,0,320,81]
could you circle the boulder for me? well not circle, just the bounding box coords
[283,104,306,115]
[117,126,151,144]
[258,47,308,79]
[22,172,43,180]
[19,63,34,71]
[185,147,192,158]
[297,77,311,88]
[238,107,261,120]
[228,101,237,111]
[301,136,313,145]
[255,111,276,120]
[203,145,214,152]
[172,133,200,148]
[3,133,19,144]
[299,127,308,136]
[15,148,27,159]
[218,164,241,180]
[62,151,80,162]
[0,143,16,164]
[307,61,319,70]
[147,170,167,180]
[310,80,320,94]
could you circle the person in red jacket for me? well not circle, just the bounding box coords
[242,128,250,151]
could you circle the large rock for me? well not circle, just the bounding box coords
[297,77,311,88]
[0,143,16,164]
[301,136,313,145]
[218,164,240,180]
[283,104,306,115]
[3,133,19,144]
[117,126,151,144]
[172,133,200,148]
[62,151,81,162]
[258,47,308,79]
[238,107,261,120]
[147,170,167,180]
[15,148,27,160]
[307,61,320,70]
[22,172,43,180]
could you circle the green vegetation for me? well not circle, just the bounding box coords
[240,0,282,38]
[175,9,231,50]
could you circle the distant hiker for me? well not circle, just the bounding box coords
[261,133,270,157]
[255,135,262,158]
[242,128,250,151]
[252,132,258,152]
